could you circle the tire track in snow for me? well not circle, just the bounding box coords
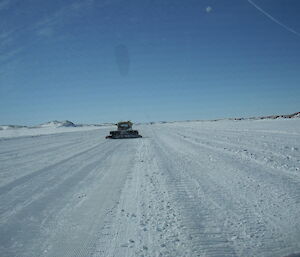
[0,129,101,157]
[173,128,300,176]
[148,126,300,257]
[0,140,117,222]
[38,139,139,257]
[0,139,124,257]
[0,130,107,187]
[92,138,192,257]
[150,130,238,257]
[168,129,300,204]
[0,140,109,196]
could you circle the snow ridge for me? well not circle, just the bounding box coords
[39,120,76,128]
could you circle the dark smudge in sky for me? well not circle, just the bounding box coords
[114,44,130,77]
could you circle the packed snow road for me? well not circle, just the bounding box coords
[0,119,300,257]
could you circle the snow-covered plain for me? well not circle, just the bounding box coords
[0,120,111,139]
[0,126,103,139]
[0,119,299,257]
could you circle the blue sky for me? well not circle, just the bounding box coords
[0,0,299,125]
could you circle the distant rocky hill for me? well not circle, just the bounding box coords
[232,112,300,121]
[39,120,76,128]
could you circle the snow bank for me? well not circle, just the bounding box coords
[0,126,103,139]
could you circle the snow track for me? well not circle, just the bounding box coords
[0,120,299,257]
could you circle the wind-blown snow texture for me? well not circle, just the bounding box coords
[0,119,299,257]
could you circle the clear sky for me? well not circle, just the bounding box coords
[0,0,299,125]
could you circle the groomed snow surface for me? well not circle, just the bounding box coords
[0,119,300,257]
